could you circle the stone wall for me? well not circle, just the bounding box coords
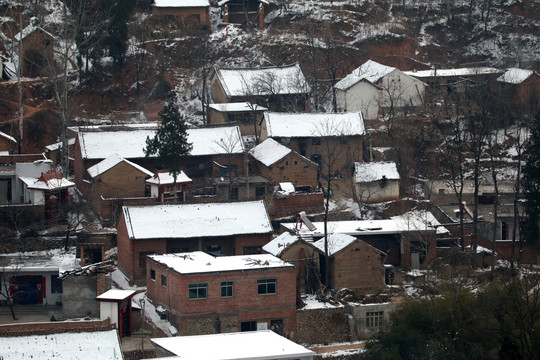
[296,307,350,345]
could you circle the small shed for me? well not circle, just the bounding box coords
[96,289,136,340]
[146,170,192,202]
[354,161,400,203]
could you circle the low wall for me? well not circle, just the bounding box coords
[0,204,44,229]
[0,318,113,336]
[268,192,324,219]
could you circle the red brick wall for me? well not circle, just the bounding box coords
[147,258,297,337]
[267,192,324,218]
[257,152,318,190]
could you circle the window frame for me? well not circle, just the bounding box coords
[257,278,277,295]
[188,282,208,300]
[150,268,156,281]
[221,281,233,298]
[161,274,167,288]
[366,311,384,328]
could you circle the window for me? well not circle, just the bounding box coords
[139,251,156,268]
[241,321,257,332]
[221,281,233,297]
[161,274,167,287]
[150,269,156,281]
[311,138,321,145]
[51,275,62,294]
[366,311,384,328]
[189,283,207,299]
[255,186,265,197]
[257,279,276,295]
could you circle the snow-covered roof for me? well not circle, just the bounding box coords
[262,232,299,257]
[0,249,77,273]
[87,154,153,178]
[15,160,53,178]
[496,68,535,84]
[0,130,16,143]
[335,60,396,91]
[209,102,268,112]
[214,63,309,98]
[151,330,314,360]
[154,0,210,7]
[281,210,448,236]
[249,138,291,167]
[264,112,365,138]
[279,182,295,193]
[403,67,501,78]
[146,170,192,185]
[354,161,400,183]
[149,251,293,274]
[14,25,54,42]
[96,289,136,302]
[122,200,272,239]
[0,329,123,360]
[312,233,368,256]
[78,125,244,160]
[45,138,76,151]
[19,175,75,191]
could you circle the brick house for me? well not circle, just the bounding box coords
[220,0,274,30]
[86,154,154,216]
[260,112,365,178]
[15,25,55,78]
[152,0,211,26]
[496,68,540,112]
[263,232,386,296]
[354,161,400,203]
[117,200,273,284]
[146,251,297,338]
[146,170,192,203]
[73,124,245,203]
[250,138,319,191]
[279,210,445,269]
[211,63,309,112]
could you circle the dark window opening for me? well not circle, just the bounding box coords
[241,321,257,332]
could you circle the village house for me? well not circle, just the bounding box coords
[211,63,310,112]
[96,289,136,340]
[250,138,319,191]
[208,102,268,139]
[220,0,273,30]
[404,66,503,100]
[260,112,365,178]
[152,0,211,27]
[0,130,17,155]
[146,251,297,338]
[354,161,400,203]
[150,330,315,360]
[14,23,55,78]
[263,232,386,296]
[335,60,426,120]
[117,200,274,284]
[86,153,154,218]
[0,249,76,306]
[146,170,193,203]
[279,210,446,269]
[496,68,540,112]
[73,124,246,206]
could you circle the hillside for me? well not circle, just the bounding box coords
[0,0,538,155]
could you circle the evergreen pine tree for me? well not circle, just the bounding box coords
[145,92,193,201]
[522,112,540,244]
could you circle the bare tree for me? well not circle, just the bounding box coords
[213,128,246,200]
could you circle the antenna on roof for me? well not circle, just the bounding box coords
[296,211,316,231]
